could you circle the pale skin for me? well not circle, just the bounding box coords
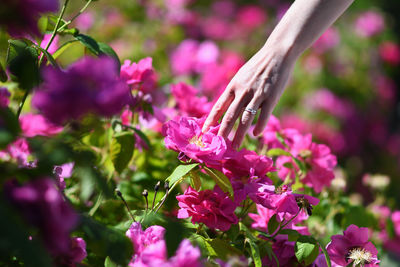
[202,0,355,149]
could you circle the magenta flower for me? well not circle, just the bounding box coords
[326,224,379,266]
[54,162,75,190]
[5,178,78,256]
[247,184,319,215]
[236,5,266,30]
[0,0,59,37]
[163,116,227,165]
[354,11,384,38]
[171,82,213,118]
[177,186,238,231]
[120,57,157,94]
[33,56,130,125]
[1,138,32,167]
[20,113,63,137]
[126,222,202,266]
[379,41,400,65]
[222,148,274,179]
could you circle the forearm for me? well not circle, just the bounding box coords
[264,0,354,60]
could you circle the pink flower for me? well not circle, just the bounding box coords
[54,162,74,191]
[0,87,10,108]
[379,41,400,65]
[170,40,219,75]
[171,82,213,118]
[236,5,266,30]
[326,224,379,266]
[222,149,274,179]
[392,211,400,237]
[40,34,59,54]
[169,239,203,267]
[354,11,384,38]
[126,222,202,266]
[1,138,33,167]
[121,57,157,94]
[163,117,227,165]
[75,12,94,31]
[312,27,340,54]
[68,237,87,264]
[177,186,238,231]
[20,113,63,137]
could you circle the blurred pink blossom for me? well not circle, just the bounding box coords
[75,12,94,31]
[20,113,63,137]
[379,41,400,65]
[236,5,266,30]
[312,27,340,54]
[121,57,157,94]
[354,11,384,37]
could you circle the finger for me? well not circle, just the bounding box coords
[253,99,275,136]
[202,89,234,132]
[218,98,246,138]
[232,98,263,149]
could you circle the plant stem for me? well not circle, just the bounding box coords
[38,0,69,66]
[16,91,29,118]
[57,0,93,32]
[271,208,301,238]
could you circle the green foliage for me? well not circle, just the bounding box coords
[80,216,133,266]
[294,235,320,266]
[6,40,39,90]
[203,167,234,198]
[267,214,280,234]
[0,108,20,149]
[110,132,135,174]
[166,163,199,184]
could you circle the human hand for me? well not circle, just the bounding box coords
[202,45,296,149]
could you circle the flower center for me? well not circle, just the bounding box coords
[189,136,205,148]
[347,247,374,266]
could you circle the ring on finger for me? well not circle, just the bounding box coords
[244,107,257,115]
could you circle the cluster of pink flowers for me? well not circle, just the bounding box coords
[171,82,213,118]
[262,116,337,193]
[354,11,384,38]
[125,222,202,266]
[163,116,330,231]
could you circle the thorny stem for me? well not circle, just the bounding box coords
[116,189,136,222]
[57,0,94,32]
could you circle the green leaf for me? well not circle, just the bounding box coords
[75,34,101,55]
[98,42,121,71]
[294,235,319,266]
[0,62,7,82]
[105,257,120,267]
[292,157,307,174]
[166,163,199,184]
[204,167,234,198]
[279,229,300,242]
[246,238,262,267]
[239,223,262,267]
[266,148,292,157]
[165,220,186,257]
[267,214,280,234]
[80,216,132,266]
[53,40,79,59]
[190,170,201,191]
[6,39,39,90]
[110,132,135,173]
[205,238,242,261]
